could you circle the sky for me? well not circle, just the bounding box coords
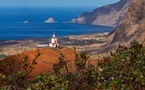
[0,0,120,7]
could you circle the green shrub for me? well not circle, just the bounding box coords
[1,41,145,89]
[96,41,145,89]
[29,48,98,90]
[0,51,41,89]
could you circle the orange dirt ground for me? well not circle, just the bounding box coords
[0,47,97,78]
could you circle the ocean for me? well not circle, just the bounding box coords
[0,7,114,41]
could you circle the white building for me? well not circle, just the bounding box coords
[49,33,59,47]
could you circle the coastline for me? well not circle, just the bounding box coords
[0,32,109,57]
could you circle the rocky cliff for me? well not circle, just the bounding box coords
[71,0,132,27]
[107,0,145,45]
[88,0,145,54]
[96,0,145,53]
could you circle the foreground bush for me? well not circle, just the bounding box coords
[0,48,98,90]
[29,48,98,90]
[96,41,145,89]
[1,41,145,89]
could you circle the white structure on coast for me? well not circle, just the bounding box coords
[36,33,59,47]
[49,33,59,47]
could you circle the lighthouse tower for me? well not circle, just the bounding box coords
[49,33,59,47]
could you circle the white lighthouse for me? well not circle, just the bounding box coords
[49,33,59,47]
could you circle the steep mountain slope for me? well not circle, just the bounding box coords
[71,0,132,27]
[87,0,145,54]
[107,0,145,45]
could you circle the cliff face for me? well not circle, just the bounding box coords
[71,0,132,27]
[107,0,145,45]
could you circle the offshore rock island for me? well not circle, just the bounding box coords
[44,17,57,23]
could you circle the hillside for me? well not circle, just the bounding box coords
[89,0,145,54]
[80,0,145,54]
[0,47,96,78]
[107,0,145,46]
[71,0,132,27]
[0,47,74,77]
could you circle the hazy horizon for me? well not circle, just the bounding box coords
[0,0,119,8]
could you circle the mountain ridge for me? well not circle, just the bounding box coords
[107,0,145,45]
[95,0,145,53]
[85,0,145,54]
[71,0,132,27]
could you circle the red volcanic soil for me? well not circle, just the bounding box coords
[0,47,96,78]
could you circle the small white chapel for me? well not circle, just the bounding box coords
[49,33,59,47]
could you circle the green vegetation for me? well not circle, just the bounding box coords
[1,41,145,89]
[96,41,145,89]
[0,48,6,60]
[0,55,6,59]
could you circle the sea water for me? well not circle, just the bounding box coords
[0,7,114,41]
